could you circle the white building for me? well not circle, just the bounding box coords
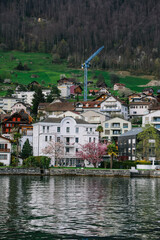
[129,102,150,118]
[0,136,11,166]
[100,96,128,119]
[58,84,71,98]
[33,117,99,166]
[102,117,132,141]
[0,97,21,112]
[11,102,31,115]
[12,89,51,105]
[142,110,160,130]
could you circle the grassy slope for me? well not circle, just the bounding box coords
[0,50,158,97]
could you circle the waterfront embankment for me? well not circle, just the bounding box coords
[1,167,160,177]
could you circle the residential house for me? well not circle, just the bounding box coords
[114,83,126,91]
[70,85,82,97]
[1,109,33,134]
[58,84,71,98]
[57,77,76,85]
[92,93,110,102]
[128,93,142,103]
[19,124,33,151]
[11,102,31,115]
[118,127,160,162]
[129,102,150,118]
[100,96,128,119]
[89,90,99,96]
[142,88,154,95]
[33,116,99,166]
[102,117,132,142]
[81,110,108,125]
[0,97,21,112]
[142,110,160,130]
[0,136,11,166]
[44,101,75,116]
[55,111,83,120]
[75,101,101,112]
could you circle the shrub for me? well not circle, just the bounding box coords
[0,162,4,166]
[23,156,51,169]
[136,160,151,165]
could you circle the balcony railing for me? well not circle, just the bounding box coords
[0,149,10,153]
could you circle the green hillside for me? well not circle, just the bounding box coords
[0,51,157,97]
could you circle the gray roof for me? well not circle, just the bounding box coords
[119,127,143,137]
[41,117,91,125]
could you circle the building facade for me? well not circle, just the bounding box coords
[0,136,11,166]
[33,117,99,166]
[102,117,132,142]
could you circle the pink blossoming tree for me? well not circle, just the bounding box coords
[76,142,107,168]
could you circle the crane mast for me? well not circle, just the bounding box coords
[82,46,104,101]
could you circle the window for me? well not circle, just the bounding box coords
[49,136,52,141]
[75,137,79,143]
[66,147,70,153]
[43,126,45,133]
[76,127,79,133]
[57,137,60,142]
[105,123,109,128]
[123,123,128,128]
[47,126,49,133]
[0,144,5,149]
[66,127,70,133]
[0,154,7,160]
[90,128,92,132]
[76,148,79,153]
[93,137,95,143]
[45,136,48,141]
[86,128,88,132]
[105,130,110,135]
[89,137,91,142]
[57,127,60,132]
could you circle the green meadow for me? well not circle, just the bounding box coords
[0,50,157,96]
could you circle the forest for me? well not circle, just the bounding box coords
[1,0,160,75]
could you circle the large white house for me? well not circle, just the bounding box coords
[102,117,132,142]
[100,96,128,119]
[129,102,150,118]
[33,117,99,166]
[0,136,11,166]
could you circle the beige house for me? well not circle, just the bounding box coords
[81,110,109,125]
[102,117,132,142]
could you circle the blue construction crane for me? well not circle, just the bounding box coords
[81,46,104,101]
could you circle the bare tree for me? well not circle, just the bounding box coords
[42,140,64,166]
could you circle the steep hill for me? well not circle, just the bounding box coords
[0,0,160,74]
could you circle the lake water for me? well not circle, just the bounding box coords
[0,176,160,240]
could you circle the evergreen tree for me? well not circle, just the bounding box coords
[21,139,33,159]
[46,85,61,103]
[32,87,45,115]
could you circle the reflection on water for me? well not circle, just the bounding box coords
[0,176,160,239]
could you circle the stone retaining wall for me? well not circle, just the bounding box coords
[0,167,41,175]
[0,167,160,178]
[49,168,130,177]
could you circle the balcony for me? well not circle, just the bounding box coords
[0,149,10,153]
[100,108,121,112]
[65,142,75,147]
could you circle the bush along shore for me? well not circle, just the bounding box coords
[0,167,160,178]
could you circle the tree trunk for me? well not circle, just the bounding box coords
[110,154,113,169]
